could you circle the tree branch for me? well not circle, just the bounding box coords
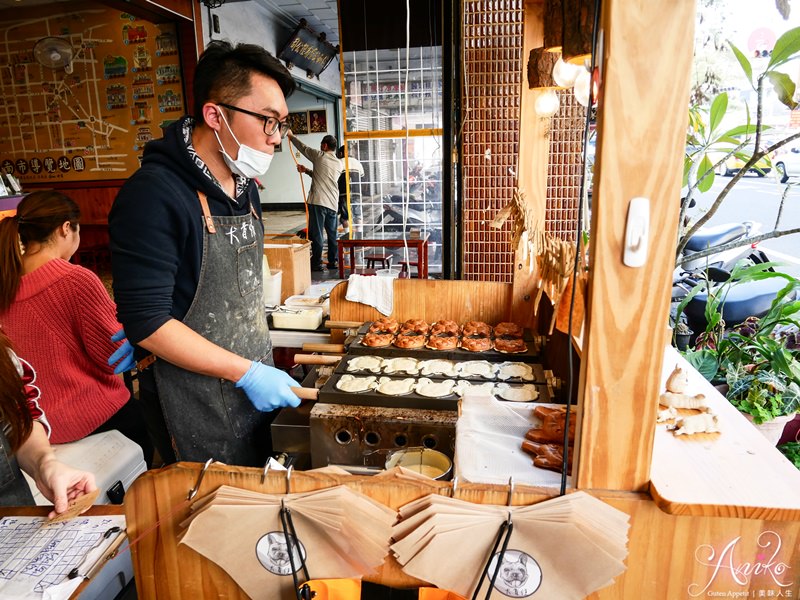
[677,120,800,260]
[677,226,800,267]
[775,183,796,229]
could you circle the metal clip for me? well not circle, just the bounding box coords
[450,476,459,499]
[187,458,213,502]
[261,461,270,485]
[286,465,293,495]
[506,476,514,507]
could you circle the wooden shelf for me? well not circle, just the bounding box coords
[649,347,800,520]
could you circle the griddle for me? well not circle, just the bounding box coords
[320,372,552,411]
[348,322,543,362]
[335,354,548,383]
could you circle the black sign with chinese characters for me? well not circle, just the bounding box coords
[278,22,338,78]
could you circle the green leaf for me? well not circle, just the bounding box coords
[720,124,759,138]
[709,93,728,133]
[684,350,719,381]
[727,372,754,399]
[777,441,800,468]
[675,279,707,329]
[767,26,800,70]
[784,382,800,415]
[697,155,715,192]
[766,71,799,110]
[729,41,753,87]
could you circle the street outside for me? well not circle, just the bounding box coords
[688,173,800,279]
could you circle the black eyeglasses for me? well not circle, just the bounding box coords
[218,103,289,137]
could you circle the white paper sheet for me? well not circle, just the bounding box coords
[0,515,126,600]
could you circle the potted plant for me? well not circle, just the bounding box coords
[678,263,800,442]
[674,321,693,351]
[724,361,799,443]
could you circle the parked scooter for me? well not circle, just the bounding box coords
[671,220,780,339]
[673,219,767,301]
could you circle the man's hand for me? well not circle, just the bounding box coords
[286,129,293,139]
[108,329,135,374]
[235,361,301,411]
[296,165,308,174]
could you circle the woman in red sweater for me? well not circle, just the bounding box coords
[0,327,96,511]
[0,191,153,466]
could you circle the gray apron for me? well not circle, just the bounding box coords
[154,191,274,467]
[0,428,35,506]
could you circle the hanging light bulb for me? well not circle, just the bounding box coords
[573,69,591,107]
[552,57,581,88]
[535,89,560,117]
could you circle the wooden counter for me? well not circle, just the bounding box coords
[124,463,800,599]
[650,347,800,521]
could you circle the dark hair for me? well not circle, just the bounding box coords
[336,145,345,159]
[322,135,337,151]
[0,329,33,453]
[193,40,296,118]
[0,191,80,312]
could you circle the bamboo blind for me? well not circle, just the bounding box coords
[546,90,586,241]
[461,0,524,282]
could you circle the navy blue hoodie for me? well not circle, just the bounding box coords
[109,116,262,345]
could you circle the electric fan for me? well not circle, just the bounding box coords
[33,37,74,74]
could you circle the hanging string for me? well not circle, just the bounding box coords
[109,498,191,559]
[400,0,411,267]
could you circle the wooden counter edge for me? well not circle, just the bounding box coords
[647,484,800,521]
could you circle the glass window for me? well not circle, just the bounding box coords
[341,46,444,273]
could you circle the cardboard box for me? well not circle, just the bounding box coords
[263,235,311,301]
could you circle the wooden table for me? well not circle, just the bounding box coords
[337,232,430,278]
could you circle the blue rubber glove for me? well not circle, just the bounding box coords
[108,329,136,375]
[235,361,301,411]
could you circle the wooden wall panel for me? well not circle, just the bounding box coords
[329,279,515,326]
[510,0,546,328]
[26,182,121,224]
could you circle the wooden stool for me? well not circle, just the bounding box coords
[354,268,378,276]
[365,254,392,269]
[399,261,419,278]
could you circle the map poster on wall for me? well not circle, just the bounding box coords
[0,6,185,184]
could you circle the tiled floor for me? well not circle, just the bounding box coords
[262,210,306,236]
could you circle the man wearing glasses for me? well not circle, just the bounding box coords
[109,41,300,468]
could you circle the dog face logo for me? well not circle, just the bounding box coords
[488,550,542,597]
[255,532,307,576]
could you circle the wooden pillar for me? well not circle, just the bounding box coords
[576,0,696,491]
[511,0,548,326]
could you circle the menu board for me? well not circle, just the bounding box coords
[0,6,185,183]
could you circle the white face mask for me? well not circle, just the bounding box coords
[214,109,273,178]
